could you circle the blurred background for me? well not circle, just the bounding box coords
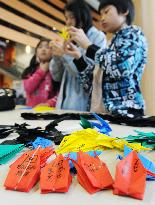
[0,0,155,114]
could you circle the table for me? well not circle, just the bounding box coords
[0,108,155,205]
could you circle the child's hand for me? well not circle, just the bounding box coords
[64,41,81,59]
[68,27,92,49]
[50,40,64,56]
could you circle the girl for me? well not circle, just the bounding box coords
[50,0,106,111]
[22,39,59,107]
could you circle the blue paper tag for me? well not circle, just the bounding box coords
[32,137,53,149]
[91,113,112,135]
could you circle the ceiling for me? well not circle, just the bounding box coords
[0,0,101,48]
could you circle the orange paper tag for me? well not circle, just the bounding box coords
[40,154,72,193]
[113,151,147,200]
[72,152,113,194]
[4,148,41,192]
[40,146,55,167]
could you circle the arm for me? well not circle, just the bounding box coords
[82,27,106,69]
[50,40,79,77]
[23,68,47,94]
[65,26,106,77]
[50,55,79,78]
[87,27,106,49]
[73,56,94,92]
[61,54,79,76]
[49,56,64,82]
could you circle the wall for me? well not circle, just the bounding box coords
[15,43,34,69]
[134,0,155,115]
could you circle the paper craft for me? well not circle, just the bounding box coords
[32,137,53,149]
[123,130,155,149]
[9,146,54,169]
[57,129,114,154]
[58,27,70,40]
[4,147,41,192]
[56,129,150,154]
[124,146,155,180]
[33,105,55,112]
[65,151,102,169]
[80,113,112,135]
[80,117,92,129]
[40,146,55,168]
[134,130,155,137]
[40,154,72,193]
[91,113,112,134]
[72,152,113,194]
[0,144,24,164]
[113,150,155,200]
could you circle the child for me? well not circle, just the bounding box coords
[65,0,148,117]
[50,0,106,111]
[22,39,59,107]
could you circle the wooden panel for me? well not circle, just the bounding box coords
[0,7,61,41]
[48,0,100,21]
[0,0,64,30]
[48,0,64,9]
[0,25,39,47]
[27,0,65,21]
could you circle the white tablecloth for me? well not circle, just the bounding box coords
[0,108,155,205]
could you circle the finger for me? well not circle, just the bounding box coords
[67,26,79,32]
[64,40,71,48]
[64,50,74,55]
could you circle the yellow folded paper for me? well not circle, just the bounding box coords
[58,27,70,40]
[56,128,151,154]
[33,105,55,112]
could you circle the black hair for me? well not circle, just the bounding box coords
[98,0,135,25]
[22,39,50,79]
[64,0,92,33]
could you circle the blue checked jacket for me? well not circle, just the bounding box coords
[74,25,148,117]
